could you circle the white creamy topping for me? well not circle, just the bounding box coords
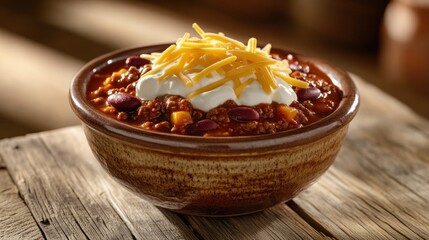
[136,70,297,112]
[134,24,310,112]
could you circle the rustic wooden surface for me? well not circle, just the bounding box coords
[0,155,43,239]
[1,76,428,239]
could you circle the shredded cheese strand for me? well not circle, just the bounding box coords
[274,71,309,88]
[141,23,309,101]
[202,33,246,49]
[186,64,263,99]
[228,50,277,64]
[262,66,278,90]
[139,54,157,61]
[141,56,178,78]
[192,23,205,37]
[255,69,271,94]
[235,78,255,98]
[176,47,227,56]
[186,77,231,99]
[262,43,272,54]
[247,38,257,53]
[176,32,190,46]
[158,54,189,80]
[181,42,217,48]
[177,72,193,87]
[153,44,176,64]
[192,56,237,82]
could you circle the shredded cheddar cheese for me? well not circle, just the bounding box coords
[193,56,237,82]
[192,23,205,37]
[139,23,309,100]
[247,38,257,53]
[235,78,255,98]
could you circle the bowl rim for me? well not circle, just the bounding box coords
[69,44,359,154]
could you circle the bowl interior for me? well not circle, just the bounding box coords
[69,44,359,154]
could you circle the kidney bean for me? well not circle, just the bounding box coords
[297,87,321,101]
[107,92,141,112]
[126,56,146,67]
[191,119,218,133]
[229,107,259,122]
[313,100,335,115]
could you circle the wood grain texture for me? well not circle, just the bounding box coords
[0,155,4,168]
[0,170,18,196]
[1,76,429,239]
[0,126,327,239]
[0,130,200,240]
[293,77,429,239]
[184,205,327,239]
[39,128,198,240]
[0,170,43,239]
[1,137,135,239]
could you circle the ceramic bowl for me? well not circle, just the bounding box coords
[69,44,359,216]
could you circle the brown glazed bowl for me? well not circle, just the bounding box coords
[69,44,359,216]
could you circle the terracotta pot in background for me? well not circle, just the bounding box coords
[380,0,429,92]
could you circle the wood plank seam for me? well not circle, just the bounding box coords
[286,201,335,239]
[175,214,205,240]
[100,177,199,240]
[2,136,137,239]
[0,154,5,169]
[0,152,45,239]
[38,136,138,239]
[338,168,427,239]
[2,113,428,239]
[41,127,199,239]
[341,139,429,213]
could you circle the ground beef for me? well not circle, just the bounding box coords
[87,54,342,137]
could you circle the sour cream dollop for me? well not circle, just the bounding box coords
[136,70,297,112]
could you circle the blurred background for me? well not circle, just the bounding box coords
[0,0,428,138]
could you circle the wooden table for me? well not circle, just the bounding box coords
[1,76,428,239]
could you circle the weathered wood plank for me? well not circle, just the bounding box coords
[100,182,198,240]
[0,135,136,239]
[0,127,199,239]
[184,205,328,240]
[1,76,429,239]
[0,194,44,240]
[292,77,429,239]
[38,126,327,239]
[39,127,198,240]
[0,169,18,195]
[0,170,44,239]
[0,155,4,168]
[0,126,332,239]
